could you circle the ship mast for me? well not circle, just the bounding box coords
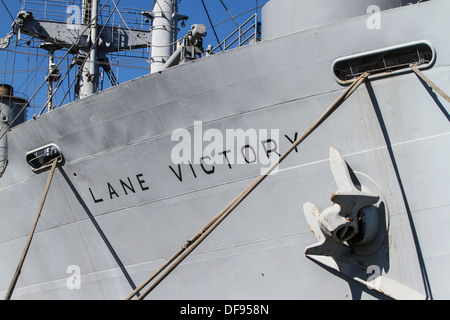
[79,0,99,98]
[12,0,152,105]
[150,0,179,73]
[40,43,61,111]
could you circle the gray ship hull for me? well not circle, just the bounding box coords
[0,0,449,299]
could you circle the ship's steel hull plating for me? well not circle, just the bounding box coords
[0,0,449,299]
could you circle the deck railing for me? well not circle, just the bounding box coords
[210,13,261,54]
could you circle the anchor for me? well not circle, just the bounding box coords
[303,147,380,256]
[303,147,426,300]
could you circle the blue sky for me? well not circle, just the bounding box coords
[0,0,268,116]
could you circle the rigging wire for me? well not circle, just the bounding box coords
[66,51,71,103]
[2,46,147,71]
[1,42,8,84]
[1,0,15,22]
[218,0,239,27]
[110,0,184,48]
[200,0,222,50]
[8,51,47,106]
[0,37,19,122]
[33,46,38,115]
[0,46,7,116]
[0,0,115,139]
[9,35,18,94]
[207,4,265,30]
[55,0,122,110]
[25,40,30,112]
[2,0,267,121]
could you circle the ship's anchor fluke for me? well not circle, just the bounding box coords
[304,147,380,256]
[303,147,427,300]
